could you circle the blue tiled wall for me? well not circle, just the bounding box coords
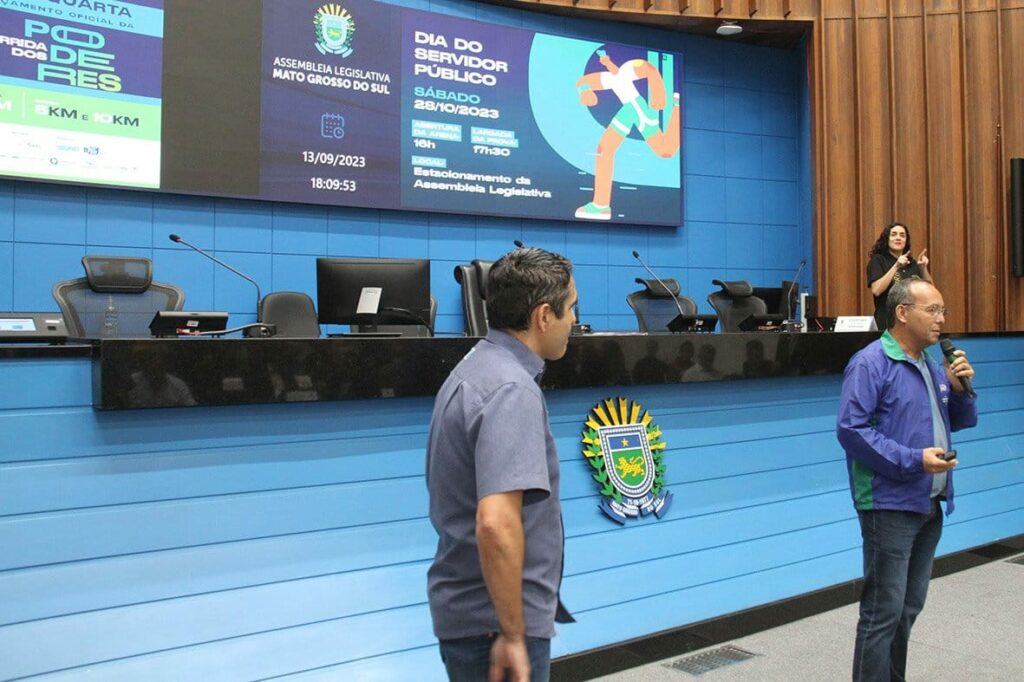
[3,337,1021,680]
[0,0,809,334]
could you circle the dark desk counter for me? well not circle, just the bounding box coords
[93,332,883,410]
[0,343,93,359]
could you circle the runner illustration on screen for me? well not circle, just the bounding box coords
[574,49,680,221]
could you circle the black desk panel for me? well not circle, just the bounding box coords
[0,344,93,359]
[94,332,882,410]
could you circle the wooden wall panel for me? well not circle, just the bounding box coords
[925,12,968,330]
[1002,11,1024,153]
[862,0,893,17]
[810,0,1024,331]
[823,0,855,19]
[788,0,820,17]
[893,0,925,16]
[892,14,930,269]
[963,10,1002,329]
[931,0,964,13]
[1004,8,1024,329]
[821,19,860,310]
[855,18,894,294]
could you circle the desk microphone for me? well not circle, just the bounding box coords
[785,259,807,321]
[939,338,975,398]
[632,250,687,327]
[513,239,525,248]
[168,233,265,324]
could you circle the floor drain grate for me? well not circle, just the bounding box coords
[1008,554,1024,566]
[665,645,759,676]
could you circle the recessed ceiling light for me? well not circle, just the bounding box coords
[716,21,743,37]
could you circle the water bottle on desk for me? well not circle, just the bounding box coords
[102,295,119,338]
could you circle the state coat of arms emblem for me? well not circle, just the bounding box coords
[314,4,355,57]
[582,398,672,524]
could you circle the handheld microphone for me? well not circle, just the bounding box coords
[632,250,686,328]
[785,260,807,321]
[168,233,264,322]
[939,338,975,397]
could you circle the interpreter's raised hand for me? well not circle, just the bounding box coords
[916,248,930,269]
[923,447,956,473]
[896,252,911,268]
[490,633,530,682]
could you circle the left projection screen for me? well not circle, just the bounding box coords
[0,0,164,188]
[0,0,683,226]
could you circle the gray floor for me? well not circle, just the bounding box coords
[595,553,1024,681]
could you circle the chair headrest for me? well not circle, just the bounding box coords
[712,279,753,297]
[455,260,496,298]
[82,256,153,293]
[263,291,315,309]
[473,260,494,299]
[634,277,680,297]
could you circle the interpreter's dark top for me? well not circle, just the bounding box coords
[426,329,564,640]
[867,252,922,330]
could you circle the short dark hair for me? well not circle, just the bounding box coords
[885,276,925,329]
[486,247,573,331]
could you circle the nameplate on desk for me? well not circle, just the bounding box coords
[834,316,877,332]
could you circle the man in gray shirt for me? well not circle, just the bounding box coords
[427,247,577,682]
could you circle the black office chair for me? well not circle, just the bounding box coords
[356,295,437,337]
[52,256,185,338]
[261,291,321,338]
[453,259,494,337]
[707,279,768,332]
[626,278,698,332]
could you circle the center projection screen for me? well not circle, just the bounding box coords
[0,0,683,226]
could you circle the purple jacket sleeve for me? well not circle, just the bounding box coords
[836,357,923,481]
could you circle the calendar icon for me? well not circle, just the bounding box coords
[320,113,345,140]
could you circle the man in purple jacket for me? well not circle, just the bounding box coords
[837,278,977,681]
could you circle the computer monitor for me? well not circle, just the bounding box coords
[752,281,798,318]
[316,257,431,327]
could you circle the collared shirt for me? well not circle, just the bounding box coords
[910,354,949,497]
[426,329,564,639]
